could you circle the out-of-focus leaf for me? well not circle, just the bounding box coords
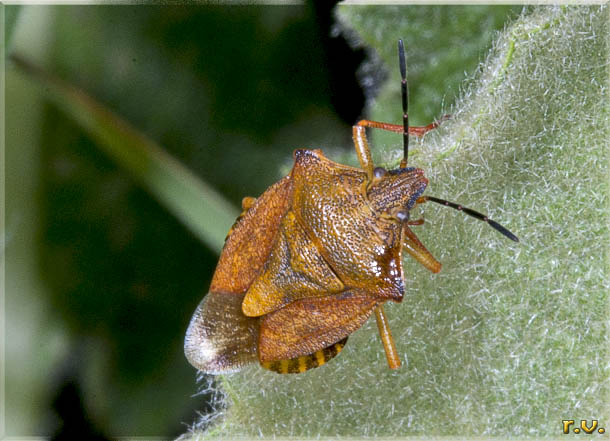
[4,5,22,49]
[10,54,238,253]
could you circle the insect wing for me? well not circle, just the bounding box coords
[185,175,294,373]
[185,291,259,373]
[242,210,344,317]
[258,290,379,362]
[210,175,293,294]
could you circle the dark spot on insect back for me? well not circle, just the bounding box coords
[335,291,353,301]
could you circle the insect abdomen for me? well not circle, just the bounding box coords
[261,338,348,374]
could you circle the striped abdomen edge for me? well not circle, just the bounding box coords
[260,337,348,374]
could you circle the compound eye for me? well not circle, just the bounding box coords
[373,167,387,178]
[395,209,409,222]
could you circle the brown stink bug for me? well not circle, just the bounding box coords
[184,40,518,375]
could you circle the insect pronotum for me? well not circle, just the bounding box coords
[184,40,519,375]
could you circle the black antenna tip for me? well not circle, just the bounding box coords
[424,195,520,243]
[398,39,406,80]
[488,219,520,242]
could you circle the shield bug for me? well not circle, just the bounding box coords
[185,40,518,375]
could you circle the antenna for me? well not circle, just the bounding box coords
[398,39,409,168]
[419,196,520,242]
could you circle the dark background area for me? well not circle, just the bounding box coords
[5,4,520,438]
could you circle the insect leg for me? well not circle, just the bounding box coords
[374,305,401,369]
[352,118,448,182]
[355,118,447,137]
[241,196,256,211]
[403,225,442,273]
[352,124,375,181]
[224,197,258,243]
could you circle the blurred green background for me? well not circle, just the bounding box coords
[5,4,520,438]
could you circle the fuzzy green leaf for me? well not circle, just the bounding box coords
[187,5,608,439]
